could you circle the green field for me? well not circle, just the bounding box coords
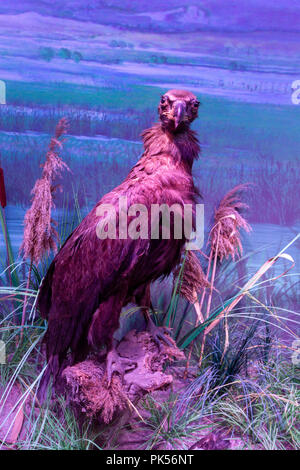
[3,79,300,160]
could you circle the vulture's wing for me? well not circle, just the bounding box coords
[37,183,153,394]
[37,156,194,397]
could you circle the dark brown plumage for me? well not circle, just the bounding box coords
[37,89,201,396]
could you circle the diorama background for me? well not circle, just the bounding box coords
[0,0,299,276]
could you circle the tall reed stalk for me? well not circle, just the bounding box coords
[199,185,251,365]
[0,165,12,286]
[19,119,69,342]
[175,185,251,373]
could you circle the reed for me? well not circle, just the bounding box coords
[19,119,69,341]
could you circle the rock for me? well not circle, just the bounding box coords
[60,329,185,424]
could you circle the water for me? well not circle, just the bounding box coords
[2,204,298,268]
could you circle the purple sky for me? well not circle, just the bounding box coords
[1,0,300,33]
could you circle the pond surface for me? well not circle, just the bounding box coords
[1,204,299,270]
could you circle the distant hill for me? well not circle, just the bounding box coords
[1,0,300,33]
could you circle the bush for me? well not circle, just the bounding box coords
[57,48,71,60]
[39,47,55,62]
[109,40,134,49]
[72,51,83,63]
[150,55,167,64]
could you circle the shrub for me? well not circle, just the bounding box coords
[72,51,82,63]
[39,47,55,62]
[57,48,71,60]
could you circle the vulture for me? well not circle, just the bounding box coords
[37,89,201,397]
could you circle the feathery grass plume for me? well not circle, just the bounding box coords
[199,184,252,366]
[20,118,69,264]
[173,251,210,304]
[19,118,69,341]
[210,184,251,262]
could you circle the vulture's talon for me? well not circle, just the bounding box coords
[105,349,137,385]
[147,321,174,350]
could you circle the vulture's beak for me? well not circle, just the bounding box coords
[173,101,186,129]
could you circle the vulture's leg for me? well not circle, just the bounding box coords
[135,284,173,350]
[146,315,174,350]
[88,287,137,385]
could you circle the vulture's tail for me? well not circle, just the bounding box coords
[36,260,62,402]
[37,361,53,403]
[37,260,56,320]
[37,353,64,403]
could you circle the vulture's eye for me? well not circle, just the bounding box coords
[160,95,167,104]
[192,100,200,108]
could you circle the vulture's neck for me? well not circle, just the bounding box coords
[142,123,200,170]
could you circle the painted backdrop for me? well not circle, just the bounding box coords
[0,0,299,283]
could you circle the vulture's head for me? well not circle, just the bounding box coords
[158,89,200,133]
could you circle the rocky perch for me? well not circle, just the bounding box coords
[61,329,185,423]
